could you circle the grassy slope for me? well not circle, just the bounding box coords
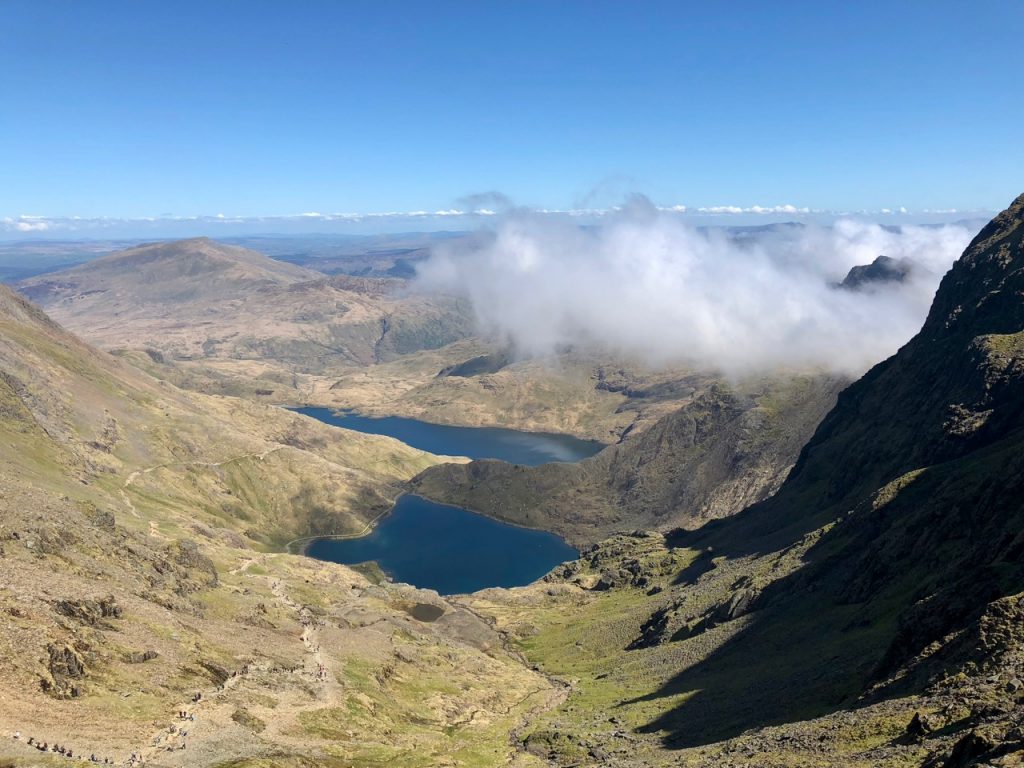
[0,285,552,767]
[0,282,459,549]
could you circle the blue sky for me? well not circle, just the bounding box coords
[1,1,1022,236]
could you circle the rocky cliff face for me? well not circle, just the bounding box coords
[411,372,846,545]
[636,194,1024,761]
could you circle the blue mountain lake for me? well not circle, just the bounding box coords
[292,406,604,465]
[295,407,597,594]
[305,494,578,595]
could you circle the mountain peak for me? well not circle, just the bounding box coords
[18,237,319,306]
[923,192,1024,339]
[838,254,913,291]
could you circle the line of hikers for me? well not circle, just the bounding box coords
[15,731,115,763]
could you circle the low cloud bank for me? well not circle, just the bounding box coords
[414,198,974,375]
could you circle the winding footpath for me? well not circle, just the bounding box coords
[119,446,287,520]
[134,568,334,766]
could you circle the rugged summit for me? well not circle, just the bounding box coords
[837,253,914,290]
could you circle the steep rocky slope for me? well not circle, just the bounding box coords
[411,372,846,544]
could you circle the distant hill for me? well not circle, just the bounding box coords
[16,237,475,375]
[20,236,317,304]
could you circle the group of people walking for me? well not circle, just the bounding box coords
[13,731,116,763]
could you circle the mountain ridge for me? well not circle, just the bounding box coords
[436,195,1024,767]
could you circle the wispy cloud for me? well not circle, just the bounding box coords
[2,216,52,232]
[695,204,813,215]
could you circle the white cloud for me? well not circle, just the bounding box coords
[1,216,52,232]
[414,200,975,376]
[696,204,812,215]
[698,205,744,214]
[16,221,50,232]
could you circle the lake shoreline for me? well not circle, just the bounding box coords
[295,489,582,554]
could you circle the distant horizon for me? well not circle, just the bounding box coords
[0,203,998,241]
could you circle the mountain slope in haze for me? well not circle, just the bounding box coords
[411,372,847,545]
[453,195,1024,767]
[17,237,475,370]
[0,285,552,767]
